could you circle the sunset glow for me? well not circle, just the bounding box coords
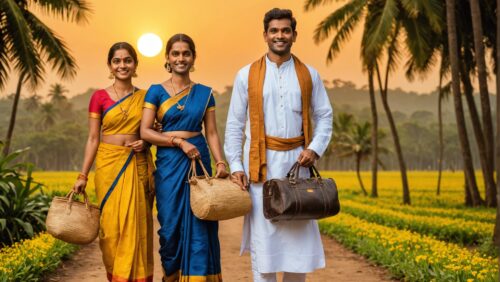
[137,33,163,57]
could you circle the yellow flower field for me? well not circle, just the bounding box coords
[27,170,498,281]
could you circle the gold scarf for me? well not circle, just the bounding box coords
[248,54,312,183]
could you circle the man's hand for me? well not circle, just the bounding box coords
[297,149,318,167]
[231,171,249,191]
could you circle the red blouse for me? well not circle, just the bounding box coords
[88,89,117,119]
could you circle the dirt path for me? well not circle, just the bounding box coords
[44,217,395,281]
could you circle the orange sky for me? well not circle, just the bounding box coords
[2,0,441,99]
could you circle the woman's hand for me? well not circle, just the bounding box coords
[179,140,200,159]
[215,163,229,178]
[72,179,87,194]
[126,140,145,152]
[154,121,162,133]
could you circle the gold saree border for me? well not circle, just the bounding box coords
[164,271,222,282]
[157,88,190,121]
[107,272,153,282]
[89,112,101,119]
[143,102,157,111]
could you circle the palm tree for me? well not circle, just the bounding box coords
[305,0,442,204]
[1,0,91,155]
[436,73,451,196]
[495,0,500,267]
[336,120,387,195]
[367,69,378,197]
[468,0,495,207]
[47,83,69,105]
[38,103,57,129]
[23,93,41,112]
[445,0,483,207]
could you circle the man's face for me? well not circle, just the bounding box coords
[264,19,297,56]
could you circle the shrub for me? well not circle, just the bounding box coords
[0,144,50,246]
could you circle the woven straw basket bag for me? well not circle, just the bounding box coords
[46,191,100,244]
[189,159,252,221]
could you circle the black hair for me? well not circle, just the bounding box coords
[164,33,196,70]
[263,8,297,32]
[107,42,138,65]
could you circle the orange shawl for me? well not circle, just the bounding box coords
[248,55,312,183]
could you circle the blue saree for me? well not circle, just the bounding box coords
[144,83,221,282]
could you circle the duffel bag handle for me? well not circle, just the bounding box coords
[286,162,323,184]
[309,165,323,181]
[286,162,301,184]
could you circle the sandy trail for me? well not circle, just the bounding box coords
[44,217,395,282]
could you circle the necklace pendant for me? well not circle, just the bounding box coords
[177,105,185,111]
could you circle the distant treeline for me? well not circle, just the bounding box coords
[0,80,492,171]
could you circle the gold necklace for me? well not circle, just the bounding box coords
[112,84,135,120]
[170,78,193,111]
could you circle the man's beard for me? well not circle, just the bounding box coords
[268,41,292,56]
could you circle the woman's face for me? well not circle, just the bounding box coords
[108,49,137,81]
[167,41,194,75]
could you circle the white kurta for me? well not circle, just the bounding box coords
[224,56,333,273]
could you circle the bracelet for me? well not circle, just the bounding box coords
[215,161,226,167]
[77,173,88,181]
[177,139,186,148]
[169,136,176,146]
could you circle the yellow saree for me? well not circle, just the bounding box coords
[92,89,154,282]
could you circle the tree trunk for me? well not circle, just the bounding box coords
[446,0,483,207]
[465,181,473,207]
[460,61,489,205]
[493,0,500,267]
[3,74,25,156]
[356,154,368,196]
[368,69,378,198]
[437,74,444,196]
[469,0,496,207]
[376,64,411,205]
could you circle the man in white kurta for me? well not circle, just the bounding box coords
[224,8,333,282]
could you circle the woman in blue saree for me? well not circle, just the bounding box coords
[141,34,228,282]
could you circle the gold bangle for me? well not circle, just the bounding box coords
[177,139,186,148]
[215,161,226,167]
[169,136,176,146]
[77,173,88,181]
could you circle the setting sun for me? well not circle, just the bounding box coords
[137,33,163,57]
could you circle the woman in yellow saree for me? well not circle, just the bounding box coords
[73,42,154,282]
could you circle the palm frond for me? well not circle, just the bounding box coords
[440,81,452,100]
[32,0,92,24]
[2,0,44,88]
[304,0,334,11]
[324,6,365,63]
[363,0,399,59]
[401,12,440,81]
[0,16,12,90]
[385,23,402,74]
[24,11,77,80]
[313,0,367,43]
[400,0,443,32]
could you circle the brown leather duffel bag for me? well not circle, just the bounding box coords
[263,162,340,221]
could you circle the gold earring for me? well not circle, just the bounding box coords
[166,63,172,73]
[132,72,138,78]
[108,72,114,79]
[190,65,195,72]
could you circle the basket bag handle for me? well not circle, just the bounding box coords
[188,158,212,186]
[65,190,93,217]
